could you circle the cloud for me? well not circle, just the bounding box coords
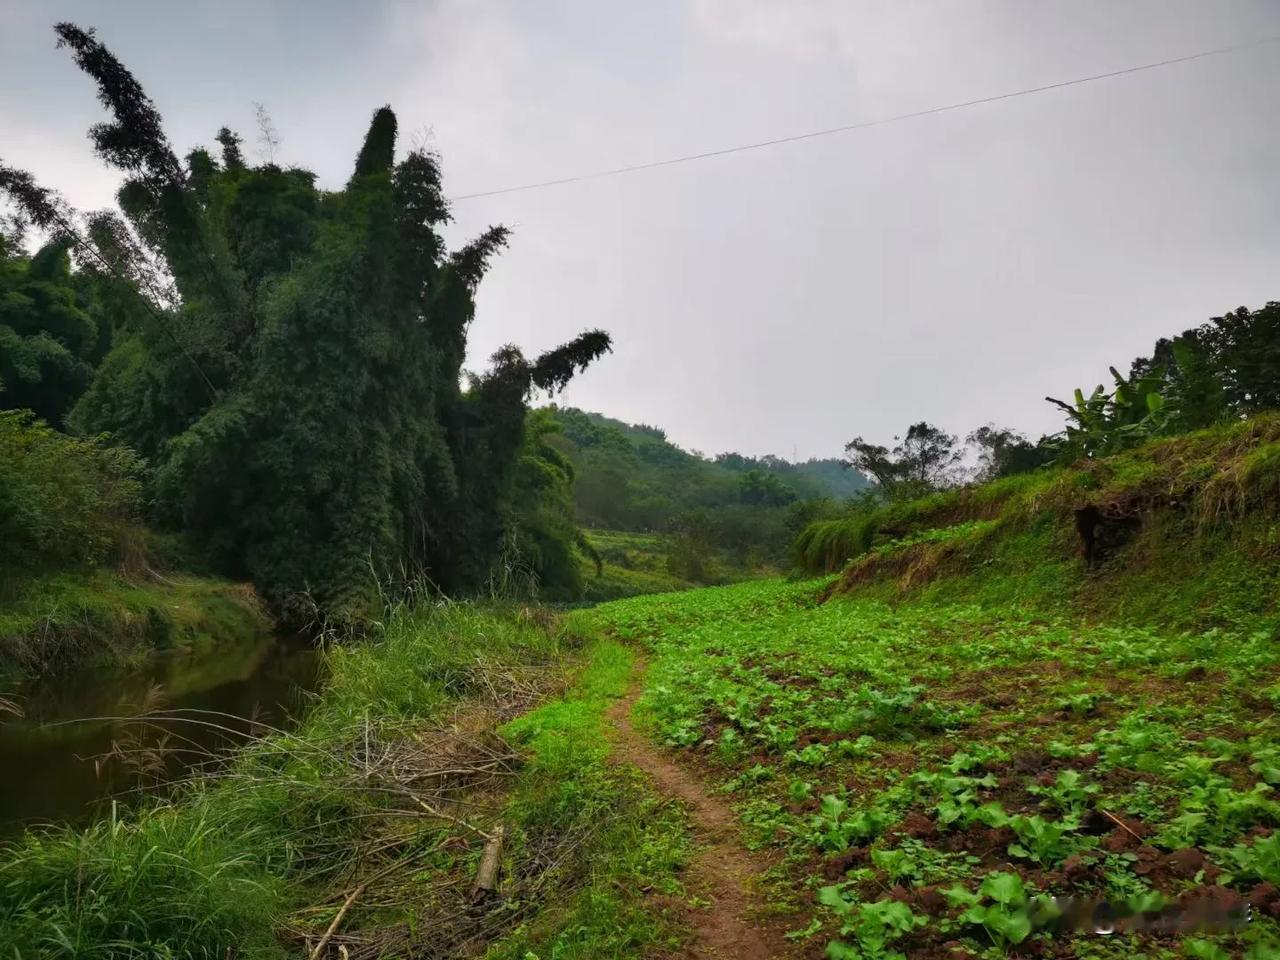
[3,0,1279,460]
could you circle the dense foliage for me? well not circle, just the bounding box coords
[0,409,142,589]
[545,406,867,574]
[1045,301,1280,462]
[1131,302,1280,429]
[0,232,113,426]
[548,407,867,529]
[0,24,610,619]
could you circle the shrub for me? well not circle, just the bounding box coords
[0,410,143,586]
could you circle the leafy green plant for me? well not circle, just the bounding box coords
[789,779,815,804]
[1046,365,1171,460]
[911,771,1003,829]
[1006,814,1082,865]
[1055,691,1101,715]
[1157,783,1278,847]
[787,742,831,767]
[808,795,894,852]
[1213,830,1280,886]
[944,872,1049,948]
[1029,769,1099,816]
[817,889,925,960]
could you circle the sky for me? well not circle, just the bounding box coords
[3,1,1278,460]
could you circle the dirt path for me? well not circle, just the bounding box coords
[605,667,797,960]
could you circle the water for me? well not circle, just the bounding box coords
[0,634,321,835]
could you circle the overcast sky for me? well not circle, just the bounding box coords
[3,1,1278,459]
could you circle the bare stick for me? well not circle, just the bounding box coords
[308,880,368,960]
[413,796,493,842]
[1101,809,1143,842]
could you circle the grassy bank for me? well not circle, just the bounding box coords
[794,415,1280,633]
[0,570,273,687]
[0,603,689,959]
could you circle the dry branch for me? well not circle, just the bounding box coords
[470,824,505,902]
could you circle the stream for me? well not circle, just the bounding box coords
[0,633,322,836]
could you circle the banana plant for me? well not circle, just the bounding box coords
[1045,366,1171,460]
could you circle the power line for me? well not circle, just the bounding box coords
[448,34,1280,202]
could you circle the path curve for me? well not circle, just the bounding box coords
[605,667,796,959]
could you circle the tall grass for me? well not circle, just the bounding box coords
[0,803,289,959]
[0,602,566,959]
[790,514,879,574]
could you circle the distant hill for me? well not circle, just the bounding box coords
[543,406,869,531]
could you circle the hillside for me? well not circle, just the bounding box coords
[795,414,1280,632]
[545,406,870,531]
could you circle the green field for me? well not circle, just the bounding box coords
[572,417,1280,959]
[580,577,1280,958]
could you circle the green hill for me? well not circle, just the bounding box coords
[545,406,870,531]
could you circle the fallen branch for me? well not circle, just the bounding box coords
[309,880,369,960]
[471,824,505,902]
[413,796,493,842]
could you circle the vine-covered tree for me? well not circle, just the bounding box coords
[1,23,610,620]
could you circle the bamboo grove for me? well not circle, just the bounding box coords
[0,23,611,621]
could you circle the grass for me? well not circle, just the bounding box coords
[0,570,272,687]
[486,636,689,958]
[0,603,691,959]
[578,577,1280,958]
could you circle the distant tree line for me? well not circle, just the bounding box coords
[843,301,1280,502]
[544,406,869,578]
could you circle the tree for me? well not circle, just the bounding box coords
[843,422,963,499]
[1128,302,1280,430]
[508,408,590,599]
[0,234,112,426]
[966,425,1053,481]
[2,24,611,620]
[738,469,797,506]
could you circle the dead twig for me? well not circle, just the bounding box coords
[309,880,369,960]
[1101,809,1143,842]
[413,796,493,842]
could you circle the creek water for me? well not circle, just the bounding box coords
[0,633,322,836]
